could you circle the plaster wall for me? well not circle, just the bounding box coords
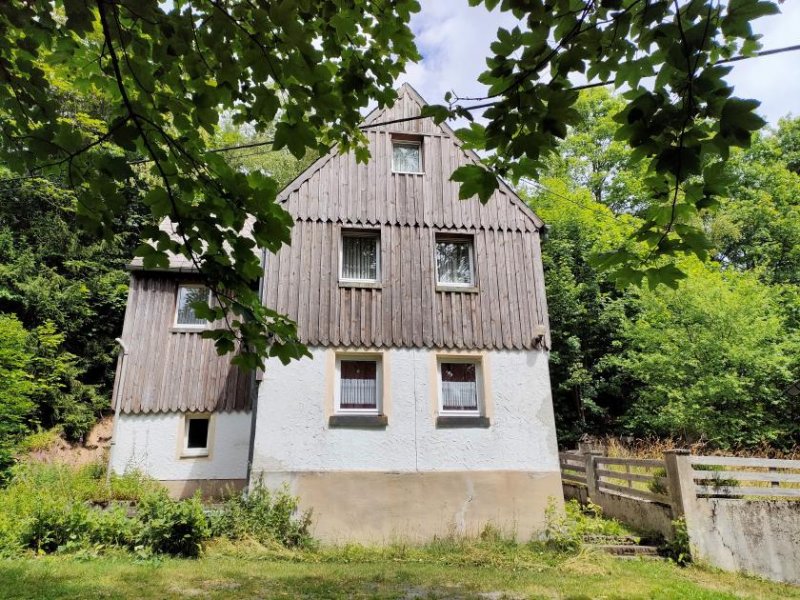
[251,347,560,474]
[110,411,252,483]
[687,499,800,585]
[250,347,562,542]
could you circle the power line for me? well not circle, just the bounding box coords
[1,42,798,183]
[519,178,625,224]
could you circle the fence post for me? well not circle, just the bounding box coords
[664,449,693,519]
[584,451,603,500]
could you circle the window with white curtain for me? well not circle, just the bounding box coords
[435,236,475,287]
[392,141,422,173]
[175,285,209,327]
[439,360,481,415]
[340,230,380,282]
[337,358,381,413]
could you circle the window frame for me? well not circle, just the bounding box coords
[434,234,476,289]
[334,355,383,416]
[174,284,212,329]
[391,140,423,174]
[437,357,483,417]
[339,229,381,284]
[182,415,211,458]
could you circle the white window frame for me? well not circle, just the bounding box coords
[437,357,483,417]
[334,355,383,415]
[392,140,423,174]
[339,229,381,284]
[435,235,476,288]
[174,284,212,329]
[182,415,211,457]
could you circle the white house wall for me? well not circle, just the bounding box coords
[251,347,559,473]
[110,411,252,497]
[250,347,562,542]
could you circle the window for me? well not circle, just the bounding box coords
[435,236,475,287]
[336,358,381,414]
[392,141,422,173]
[439,360,481,415]
[183,416,210,457]
[340,230,380,283]
[175,285,209,327]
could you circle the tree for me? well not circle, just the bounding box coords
[607,260,800,448]
[0,314,36,477]
[0,0,782,364]
[525,178,642,444]
[710,118,800,286]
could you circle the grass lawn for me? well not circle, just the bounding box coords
[1,543,798,600]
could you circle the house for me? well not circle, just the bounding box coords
[109,84,563,542]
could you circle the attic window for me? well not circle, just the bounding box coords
[175,285,210,328]
[392,135,422,173]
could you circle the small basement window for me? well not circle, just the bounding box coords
[175,285,209,327]
[340,230,380,283]
[183,416,210,457]
[337,358,381,414]
[392,140,422,173]
[439,360,481,415]
[435,235,475,287]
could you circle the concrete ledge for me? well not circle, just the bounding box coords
[160,478,246,500]
[253,470,563,544]
[436,416,491,428]
[328,415,388,428]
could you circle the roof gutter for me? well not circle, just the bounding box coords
[106,337,130,487]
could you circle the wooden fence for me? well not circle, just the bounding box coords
[558,452,586,487]
[688,455,800,499]
[594,456,670,504]
[559,448,800,584]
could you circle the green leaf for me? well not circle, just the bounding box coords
[450,164,498,203]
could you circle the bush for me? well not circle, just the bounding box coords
[210,482,313,548]
[545,499,633,552]
[135,490,209,558]
[20,500,90,553]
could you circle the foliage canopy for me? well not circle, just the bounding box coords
[0,0,783,364]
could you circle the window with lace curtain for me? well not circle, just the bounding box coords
[435,235,475,287]
[438,359,482,416]
[336,358,382,414]
[340,230,380,283]
[392,141,422,173]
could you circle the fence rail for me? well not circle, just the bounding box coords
[594,456,669,504]
[559,448,800,584]
[689,455,800,499]
[559,452,587,486]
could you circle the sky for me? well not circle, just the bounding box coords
[403,0,800,126]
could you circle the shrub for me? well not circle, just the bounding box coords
[210,482,313,548]
[663,517,692,566]
[648,467,668,496]
[135,490,209,557]
[20,500,90,553]
[545,499,633,552]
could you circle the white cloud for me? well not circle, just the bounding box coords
[404,0,799,125]
[402,1,519,109]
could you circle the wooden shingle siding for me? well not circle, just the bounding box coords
[116,274,252,414]
[263,84,549,352]
[263,222,546,351]
[281,136,536,232]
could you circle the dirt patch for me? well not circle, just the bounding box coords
[26,417,114,467]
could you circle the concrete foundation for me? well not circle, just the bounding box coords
[257,470,563,543]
